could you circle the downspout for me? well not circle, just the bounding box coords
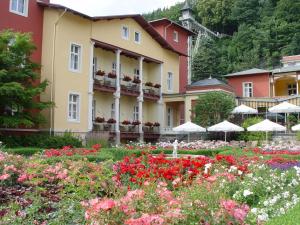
[50,9,67,135]
[164,21,173,39]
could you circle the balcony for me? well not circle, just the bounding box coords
[143,83,161,101]
[93,74,116,93]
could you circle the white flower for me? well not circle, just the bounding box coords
[258,213,269,221]
[243,190,253,197]
[238,170,243,175]
[251,208,257,214]
[283,191,290,198]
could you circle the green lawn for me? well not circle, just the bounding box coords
[266,202,300,225]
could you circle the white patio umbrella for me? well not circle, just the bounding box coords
[292,124,300,131]
[269,102,300,132]
[232,104,258,114]
[247,119,286,141]
[173,121,206,142]
[207,120,244,142]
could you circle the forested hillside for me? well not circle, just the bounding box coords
[144,0,300,81]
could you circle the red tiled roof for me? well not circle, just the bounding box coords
[282,55,300,62]
[38,2,186,56]
[149,18,196,35]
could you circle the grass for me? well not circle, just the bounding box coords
[3,147,43,156]
[265,202,300,225]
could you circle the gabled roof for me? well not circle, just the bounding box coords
[149,18,196,35]
[190,78,226,87]
[224,68,270,77]
[272,65,300,74]
[38,2,185,56]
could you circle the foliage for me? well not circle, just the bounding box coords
[0,132,82,148]
[143,0,300,77]
[238,117,265,142]
[0,30,52,128]
[193,91,235,126]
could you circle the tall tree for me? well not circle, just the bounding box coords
[192,37,221,81]
[196,0,236,34]
[231,0,261,25]
[193,91,235,126]
[0,30,52,128]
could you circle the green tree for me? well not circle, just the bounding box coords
[238,117,265,142]
[196,0,236,33]
[0,30,52,128]
[231,0,261,25]
[193,91,235,126]
[192,37,221,81]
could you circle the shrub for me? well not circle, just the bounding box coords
[238,117,265,143]
[0,133,82,148]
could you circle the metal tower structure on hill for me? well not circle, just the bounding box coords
[179,0,220,84]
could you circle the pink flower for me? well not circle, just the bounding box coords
[17,173,29,183]
[125,214,164,225]
[0,173,10,181]
[93,199,115,211]
[233,208,248,222]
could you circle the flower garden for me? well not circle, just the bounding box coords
[1,143,300,224]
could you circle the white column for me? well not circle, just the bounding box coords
[138,56,144,142]
[296,74,299,95]
[158,63,164,134]
[88,41,95,132]
[114,49,122,145]
[187,35,192,85]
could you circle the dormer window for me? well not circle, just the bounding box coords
[9,0,28,17]
[173,31,178,42]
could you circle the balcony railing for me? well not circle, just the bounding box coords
[143,84,160,100]
[93,75,116,93]
[120,80,140,96]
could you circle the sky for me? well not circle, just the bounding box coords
[50,0,185,16]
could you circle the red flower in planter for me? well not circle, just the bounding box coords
[154,83,161,88]
[107,118,116,124]
[144,122,153,127]
[96,70,105,76]
[133,76,141,84]
[145,82,153,87]
[153,122,160,127]
[132,120,141,126]
[122,75,132,82]
[108,72,117,79]
[122,120,131,125]
[95,117,105,123]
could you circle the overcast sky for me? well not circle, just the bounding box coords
[50,0,185,16]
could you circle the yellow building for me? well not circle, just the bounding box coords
[39,3,183,143]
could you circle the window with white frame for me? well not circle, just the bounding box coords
[92,99,96,121]
[167,72,173,91]
[134,31,141,44]
[173,31,178,42]
[133,105,139,121]
[10,0,28,17]
[93,57,98,78]
[69,43,81,72]
[112,62,116,73]
[167,107,173,127]
[134,68,140,79]
[288,84,297,95]
[111,103,115,118]
[68,93,80,122]
[243,82,253,97]
[121,26,129,40]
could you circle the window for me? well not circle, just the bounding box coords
[10,0,28,17]
[167,72,173,91]
[69,43,81,72]
[134,31,141,44]
[243,82,253,97]
[134,68,140,79]
[173,31,178,42]
[133,105,139,121]
[167,107,173,127]
[68,93,80,122]
[121,26,129,40]
[92,99,96,121]
[111,103,115,118]
[112,62,116,73]
[288,84,297,96]
[93,57,98,78]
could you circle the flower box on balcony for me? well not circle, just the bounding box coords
[123,75,132,82]
[108,72,117,79]
[96,70,105,76]
[122,120,131,125]
[107,118,116,124]
[144,122,153,127]
[154,84,161,88]
[132,120,141,126]
[133,76,141,84]
[153,122,160,127]
[95,117,105,123]
[145,82,153,87]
